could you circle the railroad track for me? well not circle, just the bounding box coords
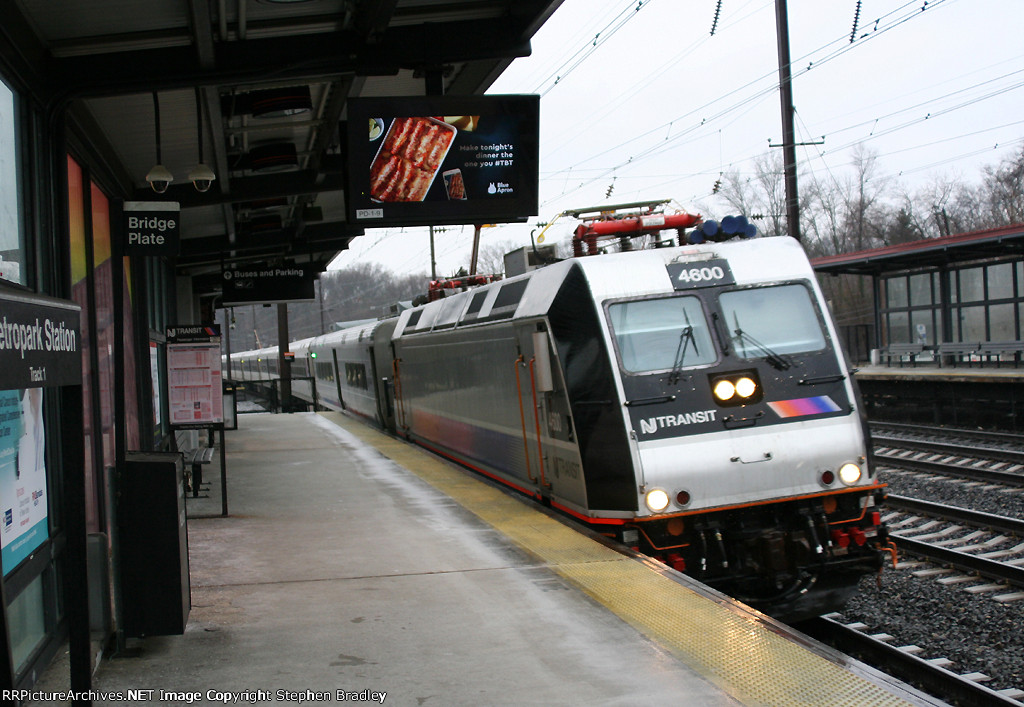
[801,615,1024,706]
[832,423,1024,701]
[872,421,1024,450]
[884,495,1024,601]
[872,430,1024,488]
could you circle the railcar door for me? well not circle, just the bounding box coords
[371,322,398,432]
[515,323,587,508]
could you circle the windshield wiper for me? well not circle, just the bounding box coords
[731,313,792,370]
[668,311,697,384]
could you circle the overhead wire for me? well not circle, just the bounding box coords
[532,0,660,97]
[539,0,965,208]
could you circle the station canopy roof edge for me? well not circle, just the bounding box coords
[5,0,566,299]
[811,223,1024,276]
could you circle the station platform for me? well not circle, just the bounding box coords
[854,363,1024,383]
[36,411,940,706]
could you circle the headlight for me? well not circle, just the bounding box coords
[645,488,670,512]
[713,379,736,401]
[709,370,762,406]
[838,463,862,485]
[735,376,757,398]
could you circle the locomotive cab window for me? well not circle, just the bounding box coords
[718,283,827,357]
[608,296,717,373]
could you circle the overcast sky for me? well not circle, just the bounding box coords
[331,0,1024,277]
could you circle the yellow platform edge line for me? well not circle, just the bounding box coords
[318,412,915,707]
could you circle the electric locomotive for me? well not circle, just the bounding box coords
[241,235,891,620]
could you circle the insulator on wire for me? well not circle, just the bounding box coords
[850,0,862,43]
[710,0,723,36]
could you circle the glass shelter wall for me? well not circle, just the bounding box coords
[881,260,1024,346]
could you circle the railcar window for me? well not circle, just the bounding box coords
[345,362,368,389]
[719,284,826,356]
[463,290,488,320]
[608,296,716,373]
[315,361,335,383]
[493,279,527,309]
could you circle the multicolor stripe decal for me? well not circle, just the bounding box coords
[767,395,841,419]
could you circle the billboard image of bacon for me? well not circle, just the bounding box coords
[369,117,456,202]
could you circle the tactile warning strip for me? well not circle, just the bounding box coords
[319,412,915,706]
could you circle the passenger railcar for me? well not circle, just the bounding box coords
[235,236,890,620]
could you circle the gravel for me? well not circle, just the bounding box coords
[880,467,1024,521]
[832,467,1024,694]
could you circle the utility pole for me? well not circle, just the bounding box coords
[429,226,437,280]
[774,0,801,241]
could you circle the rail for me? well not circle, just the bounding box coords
[801,616,1024,707]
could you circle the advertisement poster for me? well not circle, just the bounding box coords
[346,95,539,227]
[0,388,48,575]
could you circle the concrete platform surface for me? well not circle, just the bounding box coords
[28,411,941,706]
[41,413,741,706]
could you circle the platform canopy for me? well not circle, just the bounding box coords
[812,224,1024,276]
[4,0,564,297]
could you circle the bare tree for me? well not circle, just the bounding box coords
[715,150,787,238]
[842,145,890,251]
[476,238,523,276]
[981,144,1024,226]
[803,174,846,256]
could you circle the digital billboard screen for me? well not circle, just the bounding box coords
[345,95,539,228]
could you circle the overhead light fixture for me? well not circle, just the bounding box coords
[248,142,298,172]
[189,88,216,193]
[248,86,313,119]
[145,91,173,194]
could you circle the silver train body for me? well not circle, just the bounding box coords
[229,237,890,620]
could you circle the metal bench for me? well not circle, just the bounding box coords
[175,431,216,498]
[182,446,215,497]
[978,341,1024,367]
[937,341,980,367]
[884,343,925,367]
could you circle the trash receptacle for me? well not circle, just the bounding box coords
[119,451,190,637]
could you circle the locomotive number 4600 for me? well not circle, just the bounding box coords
[677,266,724,283]
[667,259,735,290]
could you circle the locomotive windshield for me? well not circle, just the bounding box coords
[608,296,717,373]
[719,284,826,357]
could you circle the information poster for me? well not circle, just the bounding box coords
[0,290,79,575]
[151,341,163,433]
[0,388,48,574]
[166,326,223,427]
